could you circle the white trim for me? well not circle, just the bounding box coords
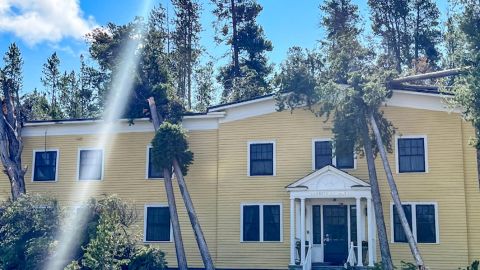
[247,140,276,177]
[145,145,164,180]
[390,201,439,244]
[209,95,275,112]
[77,148,105,181]
[32,149,59,182]
[395,135,429,174]
[386,90,460,113]
[143,204,173,243]
[312,138,356,171]
[240,202,283,243]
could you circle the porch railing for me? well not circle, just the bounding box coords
[344,241,357,268]
[302,242,312,270]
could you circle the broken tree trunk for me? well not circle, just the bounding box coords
[148,97,215,270]
[148,97,188,270]
[0,78,26,201]
[389,67,464,84]
[370,113,426,269]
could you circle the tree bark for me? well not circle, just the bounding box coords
[360,118,395,270]
[147,97,188,270]
[369,113,426,269]
[0,78,26,201]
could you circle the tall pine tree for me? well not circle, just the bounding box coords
[41,52,63,119]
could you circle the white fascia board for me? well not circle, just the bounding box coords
[385,90,461,113]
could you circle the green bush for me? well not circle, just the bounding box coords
[0,194,60,270]
[151,122,194,175]
[459,260,480,270]
[128,246,167,270]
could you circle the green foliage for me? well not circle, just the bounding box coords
[459,260,480,270]
[151,122,194,175]
[0,194,60,270]
[128,246,167,270]
[193,62,215,112]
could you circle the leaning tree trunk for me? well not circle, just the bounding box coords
[148,97,188,270]
[148,97,215,270]
[369,113,426,269]
[361,118,395,270]
[0,78,26,201]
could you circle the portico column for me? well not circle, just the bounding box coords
[356,197,363,266]
[367,197,374,266]
[300,198,306,264]
[290,198,295,265]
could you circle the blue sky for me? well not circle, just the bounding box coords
[0,0,449,95]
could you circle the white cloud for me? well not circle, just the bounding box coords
[0,0,96,46]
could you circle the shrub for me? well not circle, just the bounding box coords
[128,246,167,270]
[459,260,480,270]
[0,194,60,270]
[151,122,193,175]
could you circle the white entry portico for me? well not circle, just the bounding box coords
[286,166,376,269]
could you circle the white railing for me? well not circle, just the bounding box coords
[302,243,312,270]
[344,241,357,269]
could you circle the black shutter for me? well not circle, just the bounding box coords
[350,205,357,245]
[416,205,436,243]
[263,205,280,241]
[243,205,260,241]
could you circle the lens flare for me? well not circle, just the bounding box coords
[44,1,153,269]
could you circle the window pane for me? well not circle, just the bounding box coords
[146,207,170,241]
[416,205,436,243]
[315,141,332,169]
[148,148,164,178]
[393,205,412,243]
[350,205,357,245]
[263,205,280,241]
[250,144,273,176]
[312,206,322,244]
[336,141,355,169]
[34,151,57,181]
[243,205,260,241]
[79,150,103,180]
[398,138,425,173]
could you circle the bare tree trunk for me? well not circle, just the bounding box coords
[147,97,188,270]
[0,78,26,201]
[173,159,215,270]
[361,119,395,270]
[369,113,426,269]
[148,97,215,270]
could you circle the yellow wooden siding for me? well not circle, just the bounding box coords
[0,130,218,268]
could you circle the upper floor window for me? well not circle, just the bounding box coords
[241,203,282,242]
[78,149,103,180]
[392,203,438,244]
[147,146,164,179]
[397,136,427,173]
[248,141,275,176]
[144,205,171,242]
[313,139,354,170]
[33,150,58,182]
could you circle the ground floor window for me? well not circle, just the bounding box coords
[144,205,171,242]
[391,202,438,244]
[241,203,282,242]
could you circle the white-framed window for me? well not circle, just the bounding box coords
[146,145,164,179]
[390,202,439,244]
[312,138,355,170]
[247,140,276,176]
[144,204,172,243]
[32,149,59,182]
[240,203,282,242]
[77,148,104,181]
[395,135,428,173]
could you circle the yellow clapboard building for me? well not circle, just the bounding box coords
[1,89,479,269]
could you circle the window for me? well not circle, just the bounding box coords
[78,149,103,180]
[397,137,427,173]
[313,139,355,170]
[248,142,275,176]
[33,150,58,181]
[144,206,171,242]
[241,204,282,242]
[391,203,438,244]
[147,146,163,179]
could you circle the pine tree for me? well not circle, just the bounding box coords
[212,0,273,102]
[41,52,63,119]
[193,62,215,112]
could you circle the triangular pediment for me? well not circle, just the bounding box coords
[286,165,370,191]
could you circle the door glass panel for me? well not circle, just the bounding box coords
[312,205,322,244]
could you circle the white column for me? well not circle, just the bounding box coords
[290,198,295,265]
[300,198,306,264]
[367,198,374,267]
[356,197,363,266]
